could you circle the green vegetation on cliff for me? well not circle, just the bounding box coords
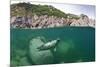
[11,2,80,19]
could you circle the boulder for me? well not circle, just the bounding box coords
[29,37,54,65]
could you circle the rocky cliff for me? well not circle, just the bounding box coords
[10,3,95,29]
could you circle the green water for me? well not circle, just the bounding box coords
[10,27,95,66]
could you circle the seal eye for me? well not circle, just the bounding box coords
[57,38,60,41]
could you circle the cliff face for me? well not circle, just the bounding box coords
[70,15,95,27]
[10,3,95,29]
[11,15,95,28]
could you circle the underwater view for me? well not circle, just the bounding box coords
[10,27,95,66]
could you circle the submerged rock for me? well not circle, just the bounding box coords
[19,57,31,66]
[29,37,54,65]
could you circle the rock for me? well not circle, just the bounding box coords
[11,14,95,29]
[19,57,31,66]
[88,19,95,28]
[10,16,16,24]
[29,36,54,64]
[70,15,95,27]
[33,15,39,20]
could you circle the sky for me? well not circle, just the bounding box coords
[11,1,96,19]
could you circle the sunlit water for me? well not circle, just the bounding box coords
[10,27,95,66]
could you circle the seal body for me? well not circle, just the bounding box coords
[37,38,60,51]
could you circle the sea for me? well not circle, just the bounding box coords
[10,27,95,66]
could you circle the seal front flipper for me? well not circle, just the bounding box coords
[37,44,44,50]
[54,48,56,52]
